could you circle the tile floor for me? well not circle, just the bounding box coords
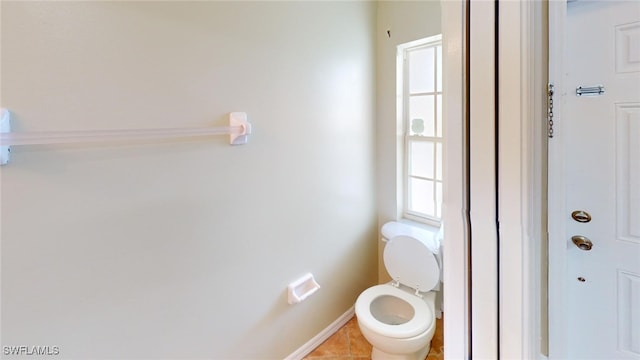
[304,315,444,360]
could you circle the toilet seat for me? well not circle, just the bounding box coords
[356,284,433,339]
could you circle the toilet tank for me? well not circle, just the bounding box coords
[380,221,441,255]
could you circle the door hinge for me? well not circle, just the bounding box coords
[547,83,555,138]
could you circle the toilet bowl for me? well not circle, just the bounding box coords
[355,222,442,360]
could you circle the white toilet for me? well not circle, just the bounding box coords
[355,222,442,360]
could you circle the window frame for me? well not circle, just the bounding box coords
[399,34,443,226]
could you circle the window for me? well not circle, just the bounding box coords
[399,35,443,225]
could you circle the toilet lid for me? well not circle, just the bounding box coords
[384,235,440,292]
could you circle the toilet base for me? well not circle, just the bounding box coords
[371,342,431,360]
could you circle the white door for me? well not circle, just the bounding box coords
[562,1,640,358]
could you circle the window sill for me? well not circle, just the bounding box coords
[399,218,441,234]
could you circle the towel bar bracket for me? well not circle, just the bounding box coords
[229,112,252,145]
[1,109,11,165]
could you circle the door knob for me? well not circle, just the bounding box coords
[572,235,593,251]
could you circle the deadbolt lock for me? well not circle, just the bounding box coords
[572,235,593,251]
[571,210,592,223]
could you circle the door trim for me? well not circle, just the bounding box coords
[469,1,499,358]
[498,1,548,358]
[442,1,471,359]
[547,1,569,358]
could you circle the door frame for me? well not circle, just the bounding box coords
[441,1,470,359]
[497,1,548,359]
[469,1,499,358]
[547,1,569,358]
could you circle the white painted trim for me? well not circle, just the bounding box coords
[469,1,499,358]
[284,307,355,360]
[498,1,547,359]
[547,1,569,359]
[397,34,443,51]
[441,1,470,359]
[528,2,550,357]
[498,1,527,357]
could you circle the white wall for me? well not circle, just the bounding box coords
[0,2,378,358]
[376,1,441,282]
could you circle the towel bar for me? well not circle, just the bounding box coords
[0,109,251,165]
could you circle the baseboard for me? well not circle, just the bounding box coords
[284,306,355,360]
